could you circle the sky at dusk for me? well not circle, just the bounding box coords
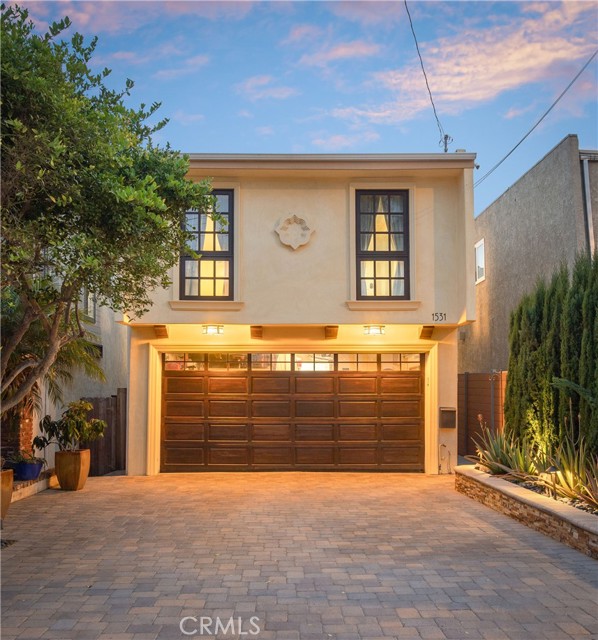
[19,0,598,214]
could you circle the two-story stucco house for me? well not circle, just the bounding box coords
[125,152,476,475]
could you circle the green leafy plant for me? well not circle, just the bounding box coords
[7,449,46,466]
[33,401,107,452]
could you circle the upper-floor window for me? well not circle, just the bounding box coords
[180,189,234,300]
[356,190,409,299]
[475,238,485,284]
[80,287,96,323]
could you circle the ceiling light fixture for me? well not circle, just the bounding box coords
[363,325,385,336]
[202,324,224,335]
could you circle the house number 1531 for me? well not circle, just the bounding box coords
[432,313,447,322]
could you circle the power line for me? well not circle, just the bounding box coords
[404,0,452,152]
[475,47,598,188]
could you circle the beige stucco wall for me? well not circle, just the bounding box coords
[133,169,475,328]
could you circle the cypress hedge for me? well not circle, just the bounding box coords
[504,253,598,453]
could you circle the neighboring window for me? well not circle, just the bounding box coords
[356,190,409,299]
[180,189,233,299]
[81,287,96,322]
[475,239,485,284]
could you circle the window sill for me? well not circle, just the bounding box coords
[345,300,422,311]
[169,301,245,311]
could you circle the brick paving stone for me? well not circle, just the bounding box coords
[2,473,597,640]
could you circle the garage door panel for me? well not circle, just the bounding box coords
[296,447,335,465]
[381,400,421,418]
[295,424,334,441]
[164,447,204,465]
[208,447,249,465]
[253,447,293,465]
[166,377,204,394]
[381,377,421,394]
[208,400,248,417]
[164,423,205,441]
[252,424,292,441]
[208,424,249,441]
[382,446,422,465]
[208,377,248,394]
[381,424,421,441]
[339,448,377,465]
[251,377,290,394]
[295,400,335,417]
[338,378,377,395]
[338,424,377,441]
[252,401,291,418]
[166,401,204,417]
[295,377,335,394]
[339,401,377,417]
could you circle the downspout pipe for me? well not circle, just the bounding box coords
[580,153,596,257]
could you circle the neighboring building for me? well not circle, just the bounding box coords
[2,304,129,470]
[125,152,477,475]
[459,134,597,375]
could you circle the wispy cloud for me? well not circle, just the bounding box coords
[256,126,275,136]
[503,105,537,120]
[281,23,324,45]
[172,110,205,126]
[332,3,597,124]
[327,1,403,26]
[110,50,153,65]
[299,40,380,67]
[153,55,210,81]
[22,1,256,35]
[311,130,380,151]
[236,75,299,101]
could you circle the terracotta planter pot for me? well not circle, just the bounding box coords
[55,449,91,491]
[1,469,14,519]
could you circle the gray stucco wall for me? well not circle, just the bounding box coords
[459,135,597,373]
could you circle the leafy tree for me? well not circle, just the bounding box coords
[1,5,214,414]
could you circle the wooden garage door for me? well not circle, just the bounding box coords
[161,352,424,472]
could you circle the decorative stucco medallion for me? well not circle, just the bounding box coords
[275,215,314,250]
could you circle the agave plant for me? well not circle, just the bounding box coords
[470,427,520,476]
[580,460,598,510]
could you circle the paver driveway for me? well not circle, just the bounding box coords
[1,473,597,640]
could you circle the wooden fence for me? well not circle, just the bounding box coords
[458,372,507,456]
[84,389,127,476]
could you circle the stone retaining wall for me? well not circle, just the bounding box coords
[455,465,598,559]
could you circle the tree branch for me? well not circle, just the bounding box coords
[0,358,37,394]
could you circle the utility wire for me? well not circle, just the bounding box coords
[404,0,452,152]
[475,47,598,188]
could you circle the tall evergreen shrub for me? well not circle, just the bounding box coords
[504,253,598,453]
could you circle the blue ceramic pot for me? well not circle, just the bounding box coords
[14,461,43,482]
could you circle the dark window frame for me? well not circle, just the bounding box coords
[355,189,410,300]
[179,189,234,300]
